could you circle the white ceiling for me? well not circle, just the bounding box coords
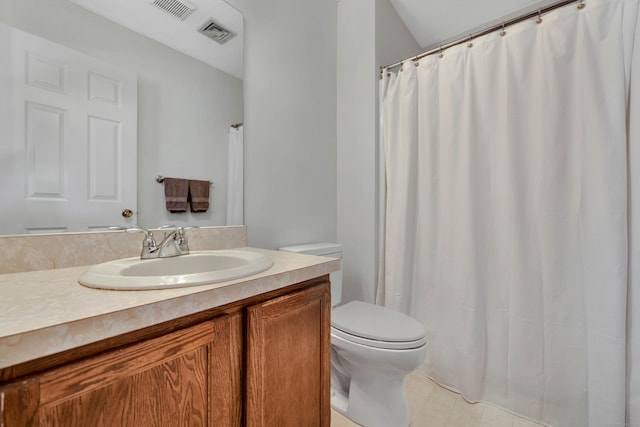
[390,0,560,49]
[69,0,243,79]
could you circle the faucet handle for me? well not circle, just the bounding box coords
[176,226,199,254]
[124,227,159,259]
[124,227,157,247]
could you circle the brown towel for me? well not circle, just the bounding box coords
[164,178,189,212]
[189,179,210,212]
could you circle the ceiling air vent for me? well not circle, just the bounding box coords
[198,19,235,44]
[148,0,196,21]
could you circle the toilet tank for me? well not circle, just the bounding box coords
[279,243,343,307]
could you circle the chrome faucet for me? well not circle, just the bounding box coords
[122,225,198,259]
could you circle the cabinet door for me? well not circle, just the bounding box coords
[0,316,236,427]
[245,281,331,427]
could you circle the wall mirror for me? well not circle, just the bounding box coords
[0,0,243,235]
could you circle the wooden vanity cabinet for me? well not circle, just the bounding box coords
[0,277,330,427]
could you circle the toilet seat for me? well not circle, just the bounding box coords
[331,326,427,350]
[331,301,427,350]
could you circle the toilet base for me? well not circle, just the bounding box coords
[330,387,349,416]
[330,377,411,427]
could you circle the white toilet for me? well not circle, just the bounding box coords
[279,243,427,427]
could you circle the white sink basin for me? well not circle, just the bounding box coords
[79,249,273,290]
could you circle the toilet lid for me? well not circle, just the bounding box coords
[331,301,426,343]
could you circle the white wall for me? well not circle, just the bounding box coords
[337,0,419,303]
[229,0,338,250]
[1,0,243,229]
[229,0,416,304]
[337,0,376,304]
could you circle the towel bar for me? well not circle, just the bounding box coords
[155,175,213,185]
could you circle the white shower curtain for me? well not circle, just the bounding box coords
[226,125,244,225]
[378,0,640,425]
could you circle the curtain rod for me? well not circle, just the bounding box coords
[380,0,583,72]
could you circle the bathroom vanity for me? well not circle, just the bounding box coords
[0,233,338,427]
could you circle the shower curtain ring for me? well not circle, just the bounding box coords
[536,9,543,24]
[577,0,586,9]
[500,22,507,36]
[467,34,473,48]
[439,46,444,58]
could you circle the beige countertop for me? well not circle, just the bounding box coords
[0,247,339,369]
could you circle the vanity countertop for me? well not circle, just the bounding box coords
[0,247,339,369]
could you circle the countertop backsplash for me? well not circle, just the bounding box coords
[0,226,247,274]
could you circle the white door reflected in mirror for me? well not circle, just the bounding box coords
[0,24,138,234]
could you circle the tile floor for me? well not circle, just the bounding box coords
[331,372,544,427]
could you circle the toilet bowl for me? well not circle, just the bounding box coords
[331,300,427,427]
[279,243,428,427]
